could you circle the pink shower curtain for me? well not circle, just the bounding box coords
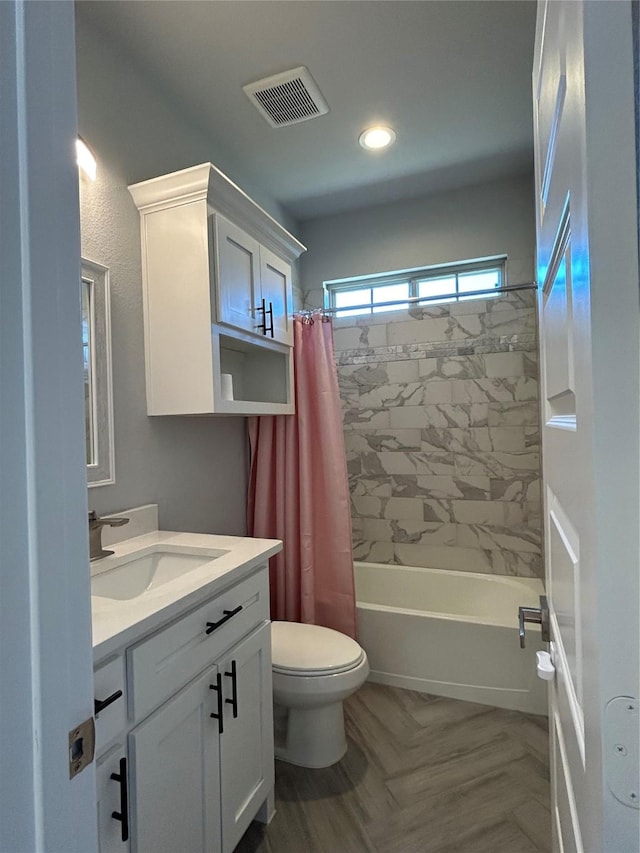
[247,313,357,638]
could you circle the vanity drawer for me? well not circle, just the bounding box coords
[127,566,269,721]
[94,655,126,756]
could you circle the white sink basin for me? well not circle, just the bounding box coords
[91,547,229,600]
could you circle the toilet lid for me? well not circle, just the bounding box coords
[271,621,364,675]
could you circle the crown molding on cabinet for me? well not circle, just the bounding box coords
[128,163,306,263]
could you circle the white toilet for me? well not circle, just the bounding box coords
[271,621,369,768]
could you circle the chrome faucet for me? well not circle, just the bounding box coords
[88,510,129,561]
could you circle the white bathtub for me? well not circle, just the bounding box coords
[355,562,547,715]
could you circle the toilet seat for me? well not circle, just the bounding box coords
[271,621,364,676]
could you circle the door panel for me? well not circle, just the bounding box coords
[129,668,221,853]
[214,214,260,335]
[534,2,640,850]
[553,716,582,853]
[548,497,581,713]
[219,624,274,853]
[541,213,575,419]
[534,4,566,216]
[260,246,293,345]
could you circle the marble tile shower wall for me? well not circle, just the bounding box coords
[334,289,543,578]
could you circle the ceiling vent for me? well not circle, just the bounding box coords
[243,66,329,128]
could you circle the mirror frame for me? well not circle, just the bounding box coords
[82,258,115,487]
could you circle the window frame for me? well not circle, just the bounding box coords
[324,257,507,317]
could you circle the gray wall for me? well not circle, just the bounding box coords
[77,8,535,542]
[76,15,300,533]
[299,174,535,306]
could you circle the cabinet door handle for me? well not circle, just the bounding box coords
[209,673,224,734]
[265,301,274,338]
[224,660,238,718]
[94,689,123,716]
[110,756,129,842]
[254,297,267,334]
[205,605,243,635]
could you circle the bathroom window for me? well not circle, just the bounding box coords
[325,258,505,317]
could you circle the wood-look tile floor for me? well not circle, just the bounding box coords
[235,683,551,853]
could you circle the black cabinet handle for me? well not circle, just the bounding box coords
[254,298,274,337]
[209,673,224,734]
[110,756,129,842]
[224,660,238,718]
[254,297,267,334]
[265,301,274,338]
[94,689,123,716]
[205,604,243,635]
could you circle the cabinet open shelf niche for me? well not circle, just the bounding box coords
[213,332,293,415]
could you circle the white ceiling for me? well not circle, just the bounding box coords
[76,0,537,222]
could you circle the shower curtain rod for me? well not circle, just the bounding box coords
[306,281,538,316]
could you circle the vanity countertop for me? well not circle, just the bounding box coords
[91,529,281,662]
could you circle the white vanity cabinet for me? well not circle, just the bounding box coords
[129,623,272,853]
[128,163,305,416]
[93,560,274,853]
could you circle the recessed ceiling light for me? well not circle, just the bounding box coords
[359,125,397,150]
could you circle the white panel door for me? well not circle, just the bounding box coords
[129,667,222,853]
[0,1,97,850]
[214,214,261,336]
[533,2,640,851]
[219,624,274,853]
[259,246,293,345]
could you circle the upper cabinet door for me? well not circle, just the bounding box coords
[214,215,260,336]
[259,246,293,346]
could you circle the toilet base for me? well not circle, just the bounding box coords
[274,701,347,768]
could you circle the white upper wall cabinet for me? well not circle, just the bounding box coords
[129,163,305,416]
